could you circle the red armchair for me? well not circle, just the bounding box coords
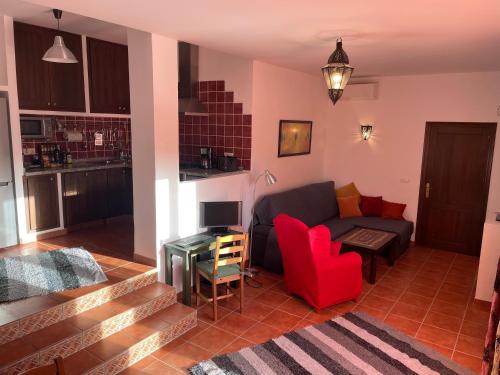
[273,214,362,311]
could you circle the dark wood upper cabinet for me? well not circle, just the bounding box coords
[49,31,86,112]
[14,22,85,112]
[24,174,60,232]
[87,38,130,114]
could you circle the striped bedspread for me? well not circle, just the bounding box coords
[190,312,475,375]
[0,247,107,302]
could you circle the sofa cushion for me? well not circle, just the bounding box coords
[341,216,414,248]
[337,196,363,218]
[254,181,338,226]
[360,195,383,217]
[322,218,356,239]
[382,200,407,220]
[336,182,361,203]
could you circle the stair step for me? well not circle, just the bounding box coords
[0,265,157,345]
[64,303,196,375]
[0,282,176,375]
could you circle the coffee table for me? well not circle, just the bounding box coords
[338,227,397,284]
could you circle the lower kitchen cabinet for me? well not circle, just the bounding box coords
[24,174,60,232]
[107,167,133,217]
[63,168,132,227]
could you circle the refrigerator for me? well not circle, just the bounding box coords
[0,97,18,248]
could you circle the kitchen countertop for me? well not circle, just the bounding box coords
[24,160,131,176]
[179,167,248,182]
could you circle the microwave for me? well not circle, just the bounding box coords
[20,117,54,139]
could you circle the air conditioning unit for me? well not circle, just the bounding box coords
[343,83,378,100]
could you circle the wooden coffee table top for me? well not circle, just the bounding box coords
[339,227,397,252]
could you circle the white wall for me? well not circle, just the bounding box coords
[323,72,500,226]
[128,29,179,283]
[251,61,328,200]
[1,16,28,242]
[199,46,253,111]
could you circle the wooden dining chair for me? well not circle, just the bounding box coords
[25,357,65,375]
[195,233,248,321]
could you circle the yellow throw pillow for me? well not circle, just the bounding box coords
[336,182,361,204]
[337,196,363,218]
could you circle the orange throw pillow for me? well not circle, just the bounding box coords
[381,200,406,220]
[335,182,361,204]
[337,196,362,218]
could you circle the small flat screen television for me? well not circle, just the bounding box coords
[200,201,242,233]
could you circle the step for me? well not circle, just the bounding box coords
[64,303,195,375]
[0,263,157,345]
[0,282,176,375]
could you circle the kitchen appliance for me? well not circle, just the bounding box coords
[178,42,207,113]
[200,146,214,169]
[217,156,239,172]
[0,98,18,247]
[20,116,54,139]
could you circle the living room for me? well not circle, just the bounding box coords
[0,1,498,374]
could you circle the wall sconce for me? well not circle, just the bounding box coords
[361,125,373,140]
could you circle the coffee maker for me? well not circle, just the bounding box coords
[200,147,214,169]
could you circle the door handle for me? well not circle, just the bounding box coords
[425,182,431,198]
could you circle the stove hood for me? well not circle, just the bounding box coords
[178,42,206,113]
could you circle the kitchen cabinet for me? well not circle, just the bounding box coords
[87,38,130,114]
[24,174,60,232]
[107,167,133,217]
[63,168,132,227]
[63,169,107,227]
[14,22,85,112]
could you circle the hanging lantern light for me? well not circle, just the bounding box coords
[321,37,353,105]
[42,9,78,64]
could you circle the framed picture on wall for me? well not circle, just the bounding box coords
[278,120,312,157]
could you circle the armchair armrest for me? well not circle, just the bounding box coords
[317,250,362,285]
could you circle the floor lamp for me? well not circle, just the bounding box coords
[244,169,277,278]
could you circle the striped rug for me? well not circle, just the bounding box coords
[190,312,475,375]
[0,247,107,302]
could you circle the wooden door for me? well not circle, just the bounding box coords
[416,122,496,255]
[48,29,85,112]
[125,167,133,215]
[115,44,130,113]
[86,170,108,221]
[14,22,85,111]
[63,171,88,226]
[14,22,52,110]
[107,168,128,217]
[24,174,60,231]
[87,38,130,114]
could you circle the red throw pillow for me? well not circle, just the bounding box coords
[381,200,406,220]
[360,195,383,217]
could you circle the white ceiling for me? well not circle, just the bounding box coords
[0,0,127,44]
[4,0,500,78]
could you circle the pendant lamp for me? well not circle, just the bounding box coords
[321,38,353,105]
[42,9,78,64]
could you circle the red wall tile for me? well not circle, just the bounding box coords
[22,115,131,163]
[179,80,251,170]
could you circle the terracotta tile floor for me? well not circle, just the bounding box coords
[126,245,487,374]
[1,224,487,374]
[0,221,137,325]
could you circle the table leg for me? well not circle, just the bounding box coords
[182,253,192,306]
[165,250,173,285]
[369,253,377,284]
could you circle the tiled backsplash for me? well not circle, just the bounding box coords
[22,115,131,164]
[179,80,252,170]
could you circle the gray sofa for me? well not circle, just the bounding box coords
[252,181,414,273]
